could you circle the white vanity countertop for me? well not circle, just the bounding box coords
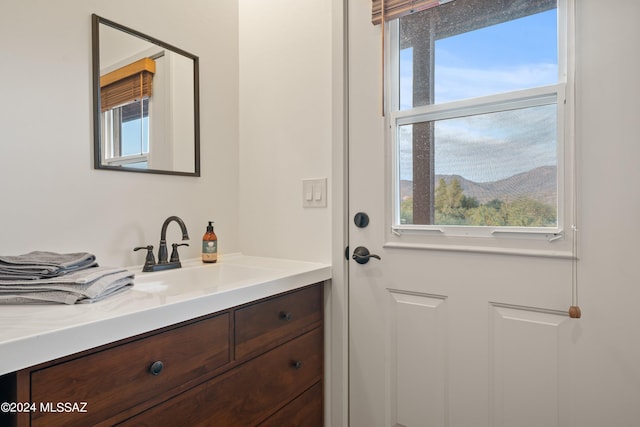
[0,254,331,376]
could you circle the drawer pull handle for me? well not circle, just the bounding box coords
[280,311,293,321]
[149,360,164,376]
[292,360,303,369]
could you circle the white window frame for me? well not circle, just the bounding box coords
[385,0,575,256]
[101,102,150,167]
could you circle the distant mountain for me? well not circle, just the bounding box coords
[400,166,557,207]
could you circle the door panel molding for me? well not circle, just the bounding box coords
[489,303,572,427]
[388,290,448,427]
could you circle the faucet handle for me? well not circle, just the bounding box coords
[170,243,189,263]
[134,245,156,271]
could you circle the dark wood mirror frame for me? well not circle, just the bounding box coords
[91,14,201,176]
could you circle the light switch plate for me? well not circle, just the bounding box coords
[302,178,327,208]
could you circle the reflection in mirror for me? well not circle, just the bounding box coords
[92,14,200,176]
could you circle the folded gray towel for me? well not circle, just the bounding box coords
[0,266,135,304]
[0,282,133,304]
[0,251,98,280]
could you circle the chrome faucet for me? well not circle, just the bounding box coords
[134,216,190,272]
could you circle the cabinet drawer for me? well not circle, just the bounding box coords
[29,313,230,427]
[235,283,322,360]
[259,382,323,427]
[118,327,323,427]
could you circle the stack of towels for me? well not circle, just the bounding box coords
[0,251,134,304]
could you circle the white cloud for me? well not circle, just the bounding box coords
[434,63,557,103]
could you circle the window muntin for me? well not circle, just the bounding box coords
[391,0,565,235]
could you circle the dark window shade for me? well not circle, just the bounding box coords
[372,0,555,26]
[121,98,149,123]
[372,0,443,25]
[101,72,153,112]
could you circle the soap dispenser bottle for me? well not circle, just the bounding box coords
[202,221,218,263]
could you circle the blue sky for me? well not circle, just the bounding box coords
[399,8,559,183]
[122,115,149,156]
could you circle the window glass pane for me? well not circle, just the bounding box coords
[121,116,149,155]
[125,161,148,169]
[434,9,557,103]
[399,47,414,110]
[120,98,149,156]
[398,104,557,227]
[399,1,557,109]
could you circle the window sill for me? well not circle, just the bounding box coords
[386,226,574,259]
[383,241,573,259]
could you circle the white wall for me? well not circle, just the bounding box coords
[238,0,333,263]
[0,0,240,267]
[0,0,333,266]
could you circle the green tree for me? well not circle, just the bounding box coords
[434,178,468,224]
[485,199,503,210]
[467,205,505,226]
[499,198,556,227]
[405,179,556,228]
[435,178,464,215]
[434,178,449,214]
[400,197,413,224]
[461,195,479,209]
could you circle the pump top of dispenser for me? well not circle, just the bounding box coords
[207,221,214,232]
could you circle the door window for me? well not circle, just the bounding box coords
[390,0,568,236]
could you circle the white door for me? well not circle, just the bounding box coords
[347,1,579,426]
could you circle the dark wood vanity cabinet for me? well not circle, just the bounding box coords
[3,283,324,427]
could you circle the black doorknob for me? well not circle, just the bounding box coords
[352,246,381,264]
[354,212,370,228]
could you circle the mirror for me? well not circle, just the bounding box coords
[92,14,200,176]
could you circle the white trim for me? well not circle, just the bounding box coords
[103,153,148,167]
[100,46,164,75]
[383,241,575,259]
[391,85,560,125]
[391,224,564,238]
[330,0,349,425]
